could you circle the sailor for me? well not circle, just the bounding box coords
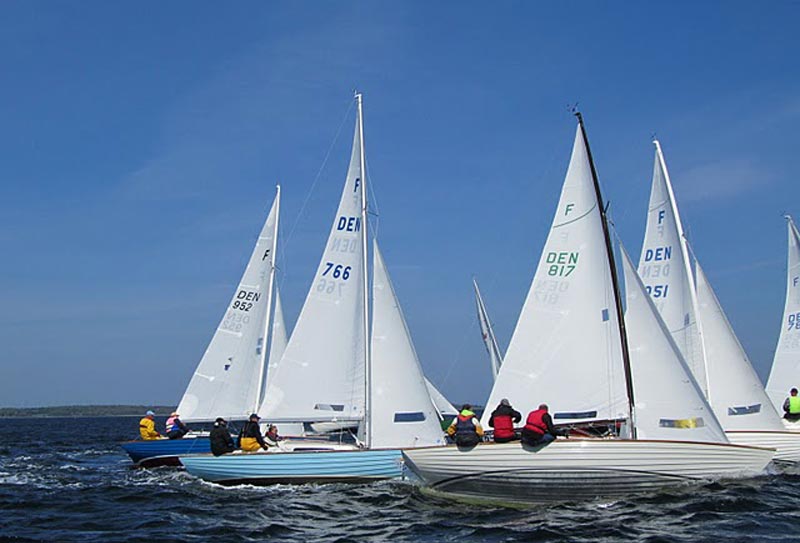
[446,404,484,447]
[488,398,522,443]
[264,424,281,447]
[165,411,190,439]
[521,404,566,446]
[138,410,161,440]
[239,413,269,451]
[210,417,236,456]
[783,388,800,422]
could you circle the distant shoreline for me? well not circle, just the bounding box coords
[0,405,177,418]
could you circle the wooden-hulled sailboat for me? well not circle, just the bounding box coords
[121,186,283,467]
[766,215,800,428]
[180,93,445,485]
[638,142,800,462]
[402,116,774,503]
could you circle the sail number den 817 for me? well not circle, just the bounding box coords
[546,251,579,277]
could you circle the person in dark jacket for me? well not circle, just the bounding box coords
[209,417,235,456]
[521,404,566,446]
[446,404,484,447]
[783,388,800,421]
[488,398,522,443]
[239,413,269,451]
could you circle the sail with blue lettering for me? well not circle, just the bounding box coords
[766,216,800,411]
[369,241,445,448]
[177,189,279,422]
[482,124,628,427]
[637,141,709,396]
[261,112,366,423]
[621,244,727,441]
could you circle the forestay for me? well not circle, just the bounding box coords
[767,217,800,411]
[637,141,708,396]
[261,117,366,423]
[621,245,726,442]
[177,192,279,422]
[369,242,445,448]
[482,125,628,427]
[694,260,784,431]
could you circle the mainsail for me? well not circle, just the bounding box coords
[369,241,446,448]
[637,141,708,395]
[177,189,280,422]
[473,278,504,380]
[260,286,287,408]
[261,105,367,424]
[694,258,784,430]
[620,245,727,442]
[766,216,800,411]
[482,124,628,426]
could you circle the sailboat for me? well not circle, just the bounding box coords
[179,93,445,485]
[638,141,800,462]
[473,278,504,380]
[402,116,774,503]
[121,187,283,467]
[766,215,800,426]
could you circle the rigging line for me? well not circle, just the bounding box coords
[364,155,380,239]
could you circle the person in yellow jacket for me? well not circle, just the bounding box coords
[446,404,484,447]
[139,410,161,440]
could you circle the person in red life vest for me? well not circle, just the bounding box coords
[488,398,521,443]
[446,404,484,447]
[521,404,566,446]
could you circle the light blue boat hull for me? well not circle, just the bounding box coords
[180,448,404,485]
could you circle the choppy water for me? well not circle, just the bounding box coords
[2,416,800,542]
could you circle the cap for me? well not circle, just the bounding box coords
[215,417,226,423]
[249,413,261,420]
[146,410,155,416]
[170,412,179,417]
[500,398,510,407]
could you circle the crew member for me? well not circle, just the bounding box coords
[210,417,235,456]
[488,398,522,443]
[139,410,160,440]
[521,404,565,446]
[239,413,269,452]
[446,404,484,447]
[165,411,190,439]
[783,388,800,422]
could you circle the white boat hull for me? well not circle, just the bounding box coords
[781,419,800,431]
[725,430,800,463]
[402,439,774,503]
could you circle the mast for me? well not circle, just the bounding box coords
[654,140,711,401]
[253,184,280,413]
[356,92,371,448]
[575,112,637,438]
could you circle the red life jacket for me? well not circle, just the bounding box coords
[492,415,515,439]
[524,409,548,435]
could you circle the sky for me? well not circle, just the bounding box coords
[1,2,798,408]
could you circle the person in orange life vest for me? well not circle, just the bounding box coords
[138,410,160,440]
[488,398,522,443]
[165,411,190,439]
[446,404,484,447]
[521,404,565,446]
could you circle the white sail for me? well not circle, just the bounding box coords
[369,241,445,448]
[258,286,288,408]
[425,379,458,417]
[473,278,504,380]
[261,113,366,423]
[177,190,279,422]
[482,125,628,427]
[767,216,800,411]
[637,141,708,395]
[621,245,727,442]
[693,259,784,430]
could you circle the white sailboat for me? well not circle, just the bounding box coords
[766,215,800,426]
[638,141,800,462]
[473,278,504,380]
[121,187,283,466]
[180,93,445,485]
[403,117,774,503]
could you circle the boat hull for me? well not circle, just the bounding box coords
[402,439,774,503]
[725,430,800,463]
[120,437,212,468]
[180,448,404,485]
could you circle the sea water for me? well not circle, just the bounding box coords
[2,416,800,542]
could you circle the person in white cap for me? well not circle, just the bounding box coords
[165,411,190,439]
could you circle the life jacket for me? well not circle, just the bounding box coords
[790,396,800,414]
[455,413,478,437]
[492,414,515,439]
[524,409,548,436]
[165,416,180,433]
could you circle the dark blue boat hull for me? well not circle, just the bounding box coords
[120,438,213,468]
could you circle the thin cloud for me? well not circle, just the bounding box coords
[673,158,770,203]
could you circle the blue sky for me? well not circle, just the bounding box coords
[1,2,798,407]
